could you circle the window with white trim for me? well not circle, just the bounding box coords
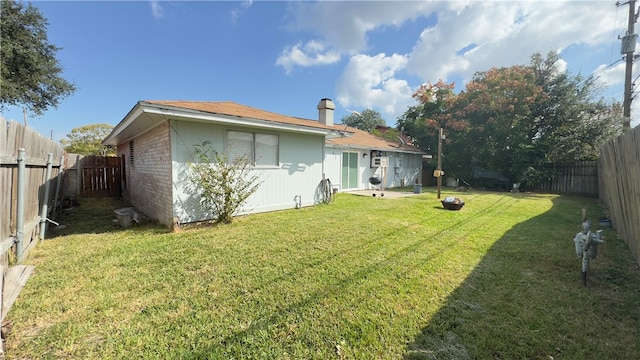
[227,130,279,166]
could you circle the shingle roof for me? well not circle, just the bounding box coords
[147,100,423,153]
[144,100,338,131]
[326,125,424,154]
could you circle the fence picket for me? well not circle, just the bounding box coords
[79,155,121,197]
[0,118,65,344]
[528,161,599,197]
[598,126,640,266]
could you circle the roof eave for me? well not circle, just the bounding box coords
[325,143,426,154]
[102,102,144,146]
[103,101,352,145]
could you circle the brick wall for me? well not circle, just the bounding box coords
[118,123,173,226]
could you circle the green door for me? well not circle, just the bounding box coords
[342,152,358,190]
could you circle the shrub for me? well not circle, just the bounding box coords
[188,141,261,224]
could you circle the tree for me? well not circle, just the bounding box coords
[1,0,76,115]
[398,52,623,187]
[396,80,467,176]
[397,80,461,150]
[188,141,262,224]
[371,126,401,143]
[456,53,623,185]
[528,51,623,164]
[454,65,545,182]
[61,124,115,156]
[340,108,386,132]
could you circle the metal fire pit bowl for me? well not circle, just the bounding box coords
[441,196,465,210]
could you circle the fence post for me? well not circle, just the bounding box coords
[39,153,53,241]
[51,155,65,221]
[77,154,83,197]
[16,149,26,262]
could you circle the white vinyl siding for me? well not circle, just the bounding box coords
[171,121,324,223]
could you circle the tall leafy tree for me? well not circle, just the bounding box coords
[398,52,622,187]
[1,0,76,115]
[61,124,115,156]
[397,80,458,150]
[455,65,545,182]
[396,80,466,175]
[371,126,402,143]
[340,108,386,132]
[528,52,623,164]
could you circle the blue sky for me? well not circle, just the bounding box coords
[2,0,638,142]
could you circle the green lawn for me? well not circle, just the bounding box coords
[5,189,640,359]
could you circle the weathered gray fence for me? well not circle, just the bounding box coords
[598,126,640,266]
[0,118,65,331]
[528,161,599,197]
[63,153,83,199]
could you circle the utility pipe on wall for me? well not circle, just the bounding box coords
[16,148,26,262]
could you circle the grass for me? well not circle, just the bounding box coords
[4,189,640,359]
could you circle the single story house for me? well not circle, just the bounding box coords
[324,126,425,192]
[103,99,423,226]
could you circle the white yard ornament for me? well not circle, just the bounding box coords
[573,213,605,286]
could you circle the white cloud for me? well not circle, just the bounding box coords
[231,1,253,23]
[593,59,640,128]
[276,41,341,74]
[149,1,164,20]
[285,1,440,54]
[281,0,632,122]
[594,61,626,88]
[406,1,619,85]
[336,53,413,118]
[632,97,640,128]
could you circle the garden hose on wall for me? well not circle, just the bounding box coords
[320,178,333,204]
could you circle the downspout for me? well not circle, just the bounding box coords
[322,137,326,181]
[16,149,26,262]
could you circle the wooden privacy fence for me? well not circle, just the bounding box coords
[598,126,640,266]
[527,161,599,197]
[80,155,121,197]
[0,118,65,349]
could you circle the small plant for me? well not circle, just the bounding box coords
[188,141,261,224]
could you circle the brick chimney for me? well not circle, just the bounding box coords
[317,98,335,126]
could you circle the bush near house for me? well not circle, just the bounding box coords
[5,190,640,359]
[188,141,262,224]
